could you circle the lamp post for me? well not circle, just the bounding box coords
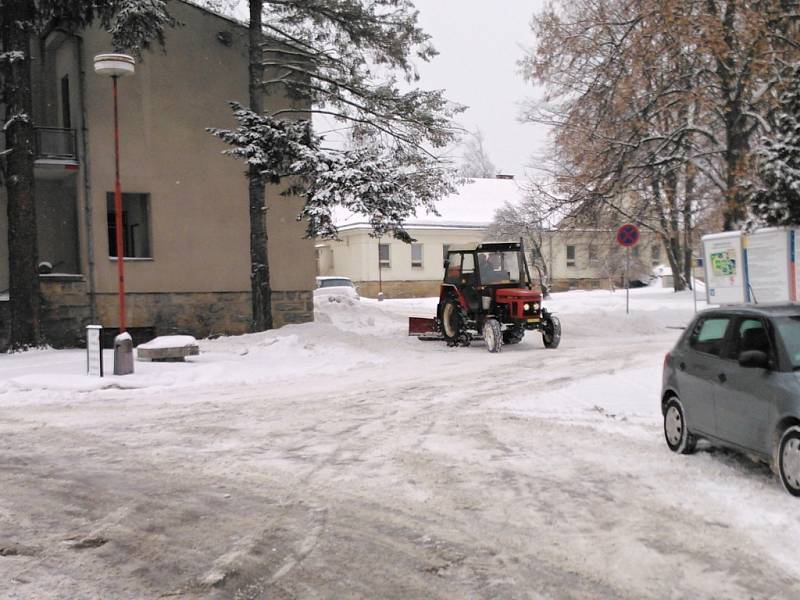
[94,53,135,374]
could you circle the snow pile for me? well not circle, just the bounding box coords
[0,286,705,403]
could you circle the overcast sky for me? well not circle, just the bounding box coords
[411,0,549,178]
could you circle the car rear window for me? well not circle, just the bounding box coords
[320,278,353,288]
[688,317,731,357]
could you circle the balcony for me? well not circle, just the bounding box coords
[33,127,78,179]
[35,127,77,161]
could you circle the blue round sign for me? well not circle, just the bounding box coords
[616,223,640,247]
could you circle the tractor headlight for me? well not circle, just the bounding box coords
[523,303,531,311]
[533,302,540,311]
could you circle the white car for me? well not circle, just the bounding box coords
[314,276,360,301]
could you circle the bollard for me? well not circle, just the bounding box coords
[113,332,134,375]
[377,291,385,302]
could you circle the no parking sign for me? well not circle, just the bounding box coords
[616,223,640,247]
[616,224,639,314]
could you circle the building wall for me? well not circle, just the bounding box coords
[25,1,315,339]
[319,225,684,297]
[319,227,485,297]
[543,230,663,289]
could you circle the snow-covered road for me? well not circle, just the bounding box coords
[1,288,799,599]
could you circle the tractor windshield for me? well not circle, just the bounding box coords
[478,251,524,285]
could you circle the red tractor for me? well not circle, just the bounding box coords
[408,241,561,352]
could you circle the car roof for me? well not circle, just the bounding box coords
[316,276,353,281]
[699,303,800,318]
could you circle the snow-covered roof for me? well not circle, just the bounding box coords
[333,178,526,231]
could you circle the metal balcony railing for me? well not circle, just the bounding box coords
[34,127,77,161]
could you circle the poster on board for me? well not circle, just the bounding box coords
[703,232,745,304]
[746,229,792,303]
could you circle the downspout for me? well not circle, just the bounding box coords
[76,34,97,323]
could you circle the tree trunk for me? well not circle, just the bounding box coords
[247,0,272,331]
[682,162,696,290]
[2,0,41,349]
[653,177,687,292]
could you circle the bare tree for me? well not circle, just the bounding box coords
[520,0,800,291]
[486,189,551,295]
[459,128,496,179]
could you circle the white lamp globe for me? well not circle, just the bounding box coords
[93,53,135,77]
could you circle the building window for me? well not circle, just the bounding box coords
[588,244,598,264]
[379,243,390,268]
[411,243,423,268]
[107,192,151,258]
[566,245,576,267]
[61,75,71,129]
[651,244,661,266]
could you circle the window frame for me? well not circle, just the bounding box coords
[651,244,661,266]
[411,243,423,268]
[106,192,153,259]
[379,243,391,269]
[566,244,576,268]
[588,244,599,264]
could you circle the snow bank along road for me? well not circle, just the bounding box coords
[1,288,799,599]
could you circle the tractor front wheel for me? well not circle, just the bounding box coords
[441,300,463,341]
[542,315,561,349]
[483,318,503,353]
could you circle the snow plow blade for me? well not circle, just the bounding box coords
[408,317,443,340]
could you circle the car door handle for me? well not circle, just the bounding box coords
[718,373,727,384]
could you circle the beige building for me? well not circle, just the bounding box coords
[317,178,668,297]
[0,1,316,348]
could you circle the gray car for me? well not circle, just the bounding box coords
[661,304,800,495]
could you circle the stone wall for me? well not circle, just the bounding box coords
[1,285,314,351]
[272,290,315,328]
[356,277,633,297]
[356,280,441,299]
[549,277,635,292]
[40,276,91,348]
[96,289,314,338]
[96,291,252,339]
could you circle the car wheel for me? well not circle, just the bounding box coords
[664,396,696,454]
[441,300,462,340]
[778,426,800,497]
[483,318,502,353]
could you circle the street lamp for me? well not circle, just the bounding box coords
[94,53,135,375]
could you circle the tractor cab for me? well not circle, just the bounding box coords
[445,242,529,289]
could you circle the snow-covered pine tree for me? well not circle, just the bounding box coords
[0,0,173,349]
[748,65,800,226]
[208,0,463,331]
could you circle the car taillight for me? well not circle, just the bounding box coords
[663,352,670,370]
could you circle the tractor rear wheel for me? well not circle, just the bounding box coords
[483,318,503,353]
[441,300,463,341]
[542,315,561,349]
